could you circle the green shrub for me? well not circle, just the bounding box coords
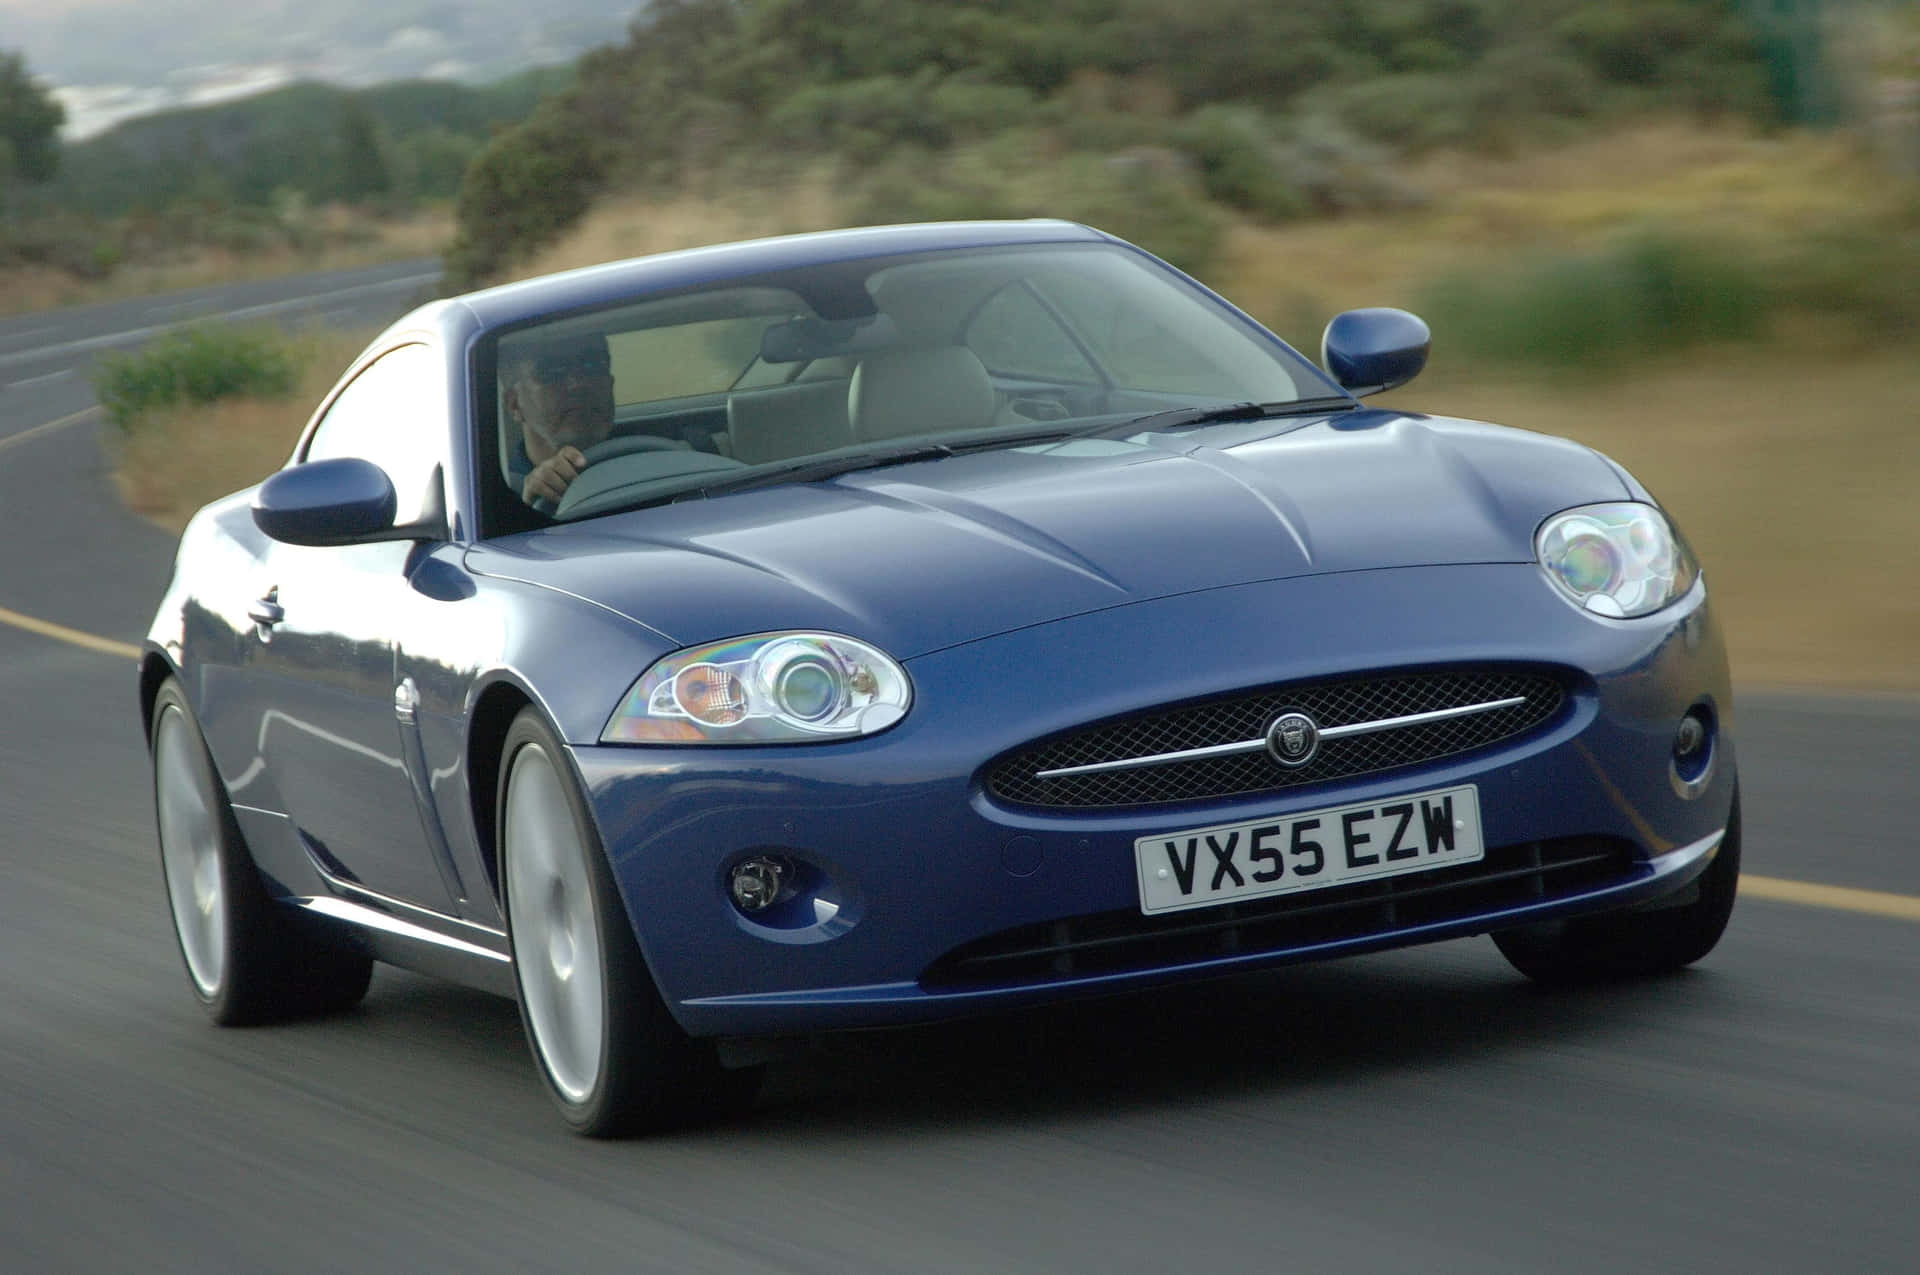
[1172,106,1307,222]
[1315,46,1598,154]
[1768,228,1920,335]
[849,138,1224,277]
[0,215,125,279]
[768,72,1039,162]
[94,325,299,429]
[1317,72,1481,151]
[443,105,602,286]
[1269,113,1425,215]
[1419,233,1768,370]
[1053,152,1224,277]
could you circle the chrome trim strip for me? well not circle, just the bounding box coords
[1659,825,1725,863]
[295,896,511,963]
[307,857,506,940]
[1669,740,1717,801]
[1317,695,1529,740]
[1034,737,1271,779]
[1032,695,1533,780]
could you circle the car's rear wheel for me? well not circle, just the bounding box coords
[1494,791,1741,985]
[497,708,756,1136]
[151,678,372,1024]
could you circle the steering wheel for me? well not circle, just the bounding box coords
[580,435,685,464]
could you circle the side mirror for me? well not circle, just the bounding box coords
[1321,308,1431,396]
[252,457,425,546]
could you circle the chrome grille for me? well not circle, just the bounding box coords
[985,668,1565,809]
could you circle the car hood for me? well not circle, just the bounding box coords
[465,411,1629,659]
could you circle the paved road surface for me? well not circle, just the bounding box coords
[2,263,1915,1272]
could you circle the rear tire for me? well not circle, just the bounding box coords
[1494,791,1741,986]
[497,708,757,1136]
[151,678,372,1024]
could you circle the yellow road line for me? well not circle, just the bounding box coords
[0,405,142,658]
[0,603,142,660]
[1744,874,1920,923]
[0,405,101,458]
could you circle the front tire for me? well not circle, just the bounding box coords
[497,708,754,1136]
[1494,791,1742,985]
[151,678,372,1024]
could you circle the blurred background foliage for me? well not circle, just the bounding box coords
[3,0,1916,358]
[0,68,567,290]
[444,0,1796,283]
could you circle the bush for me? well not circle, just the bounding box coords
[1768,228,1920,335]
[1314,46,1597,153]
[94,325,300,429]
[849,137,1224,277]
[1269,113,1425,216]
[1419,233,1767,370]
[1171,106,1307,222]
[767,72,1039,162]
[443,105,602,286]
[1055,152,1224,277]
[1315,72,1481,151]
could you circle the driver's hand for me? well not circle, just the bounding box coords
[523,446,587,505]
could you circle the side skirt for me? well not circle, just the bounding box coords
[290,894,516,998]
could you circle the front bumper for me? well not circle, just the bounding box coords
[573,563,1736,1037]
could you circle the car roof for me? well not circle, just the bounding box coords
[454,220,1111,329]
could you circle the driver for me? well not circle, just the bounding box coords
[502,332,615,507]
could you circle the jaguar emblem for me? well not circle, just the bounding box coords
[1266,710,1321,768]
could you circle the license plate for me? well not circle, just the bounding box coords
[1134,784,1484,915]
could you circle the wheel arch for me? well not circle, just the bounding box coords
[138,649,180,747]
[465,679,534,905]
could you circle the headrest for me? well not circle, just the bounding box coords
[848,347,996,442]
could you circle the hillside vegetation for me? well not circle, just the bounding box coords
[0,69,563,308]
[36,71,572,218]
[447,0,1802,282]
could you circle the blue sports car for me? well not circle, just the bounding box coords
[142,221,1738,1135]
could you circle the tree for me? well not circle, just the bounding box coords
[334,102,393,202]
[1,50,64,189]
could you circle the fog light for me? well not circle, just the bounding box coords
[1670,705,1715,798]
[729,857,787,914]
[1674,712,1707,760]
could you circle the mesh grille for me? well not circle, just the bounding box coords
[922,836,1635,988]
[986,668,1564,809]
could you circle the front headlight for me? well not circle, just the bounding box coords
[601,632,912,744]
[1536,502,1698,618]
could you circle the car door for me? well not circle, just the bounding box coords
[240,342,465,912]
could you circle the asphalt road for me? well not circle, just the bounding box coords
[2,264,1917,1273]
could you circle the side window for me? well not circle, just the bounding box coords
[965,284,1098,384]
[304,344,445,524]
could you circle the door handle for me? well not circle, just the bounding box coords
[393,677,419,724]
[247,588,284,629]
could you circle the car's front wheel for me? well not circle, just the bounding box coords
[151,678,372,1023]
[497,708,755,1136]
[1493,791,1741,985]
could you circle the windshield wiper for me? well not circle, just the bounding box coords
[1082,395,1359,438]
[676,426,1083,502]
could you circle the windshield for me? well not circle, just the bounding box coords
[484,242,1342,530]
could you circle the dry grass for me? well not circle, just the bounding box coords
[109,328,375,533]
[1220,121,1911,346]
[1377,350,1920,693]
[0,209,451,319]
[514,177,844,281]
